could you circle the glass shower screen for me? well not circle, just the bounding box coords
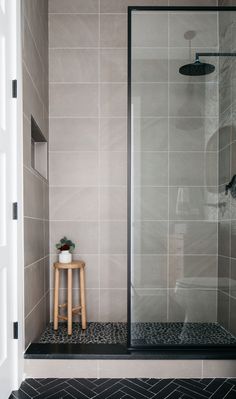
[128,7,236,348]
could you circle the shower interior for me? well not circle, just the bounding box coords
[128,6,236,349]
[34,6,236,351]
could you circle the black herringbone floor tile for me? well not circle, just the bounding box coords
[149,379,174,393]
[152,382,180,399]
[210,381,233,398]
[224,388,236,398]
[9,378,236,399]
[203,378,226,393]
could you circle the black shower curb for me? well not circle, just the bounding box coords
[25,343,236,360]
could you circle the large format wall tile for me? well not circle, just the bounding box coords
[100,49,127,83]
[218,255,230,295]
[49,0,99,13]
[169,152,217,187]
[50,84,98,117]
[50,187,99,221]
[169,117,218,152]
[24,168,45,219]
[49,118,98,151]
[23,0,48,68]
[100,289,127,322]
[23,18,44,102]
[50,152,98,186]
[132,255,167,289]
[218,221,230,257]
[100,221,127,254]
[168,255,217,288]
[50,49,99,83]
[132,118,168,152]
[100,187,127,221]
[100,0,167,13]
[100,15,127,48]
[169,221,217,255]
[132,13,168,48]
[133,152,168,186]
[169,187,218,221]
[24,218,45,266]
[49,14,99,48]
[100,84,127,117]
[25,298,46,348]
[25,260,45,317]
[132,48,168,83]
[169,83,218,118]
[100,118,127,151]
[23,66,44,133]
[23,115,31,168]
[100,255,127,289]
[169,13,218,48]
[100,151,127,186]
[169,0,217,4]
[133,221,168,255]
[132,289,167,322]
[133,187,168,221]
[132,83,168,117]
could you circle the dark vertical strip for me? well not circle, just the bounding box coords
[127,6,132,350]
[12,79,17,98]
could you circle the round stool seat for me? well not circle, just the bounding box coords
[54,261,85,270]
[53,260,87,335]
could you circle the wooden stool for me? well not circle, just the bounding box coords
[53,261,87,335]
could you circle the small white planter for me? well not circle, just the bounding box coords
[59,250,72,263]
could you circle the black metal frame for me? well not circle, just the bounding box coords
[127,5,236,354]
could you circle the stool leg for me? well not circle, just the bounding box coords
[67,268,72,335]
[80,267,87,330]
[54,268,60,330]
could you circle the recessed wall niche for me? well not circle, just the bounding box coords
[31,116,48,180]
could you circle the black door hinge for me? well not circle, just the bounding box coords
[13,322,18,339]
[13,202,18,220]
[12,79,17,98]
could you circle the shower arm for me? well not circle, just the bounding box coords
[195,52,236,61]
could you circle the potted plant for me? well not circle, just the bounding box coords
[56,236,75,263]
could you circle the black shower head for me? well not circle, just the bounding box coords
[179,58,215,76]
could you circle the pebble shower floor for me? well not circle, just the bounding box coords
[38,322,236,345]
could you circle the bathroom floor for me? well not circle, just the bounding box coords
[10,378,236,399]
[38,322,236,346]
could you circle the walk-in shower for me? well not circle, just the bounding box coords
[128,6,236,350]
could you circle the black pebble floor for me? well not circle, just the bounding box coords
[38,322,236,345]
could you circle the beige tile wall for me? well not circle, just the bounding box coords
[22,0,49,348]
[49,0,220,323]
[131,8,219,323]
[49,0,130,322]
